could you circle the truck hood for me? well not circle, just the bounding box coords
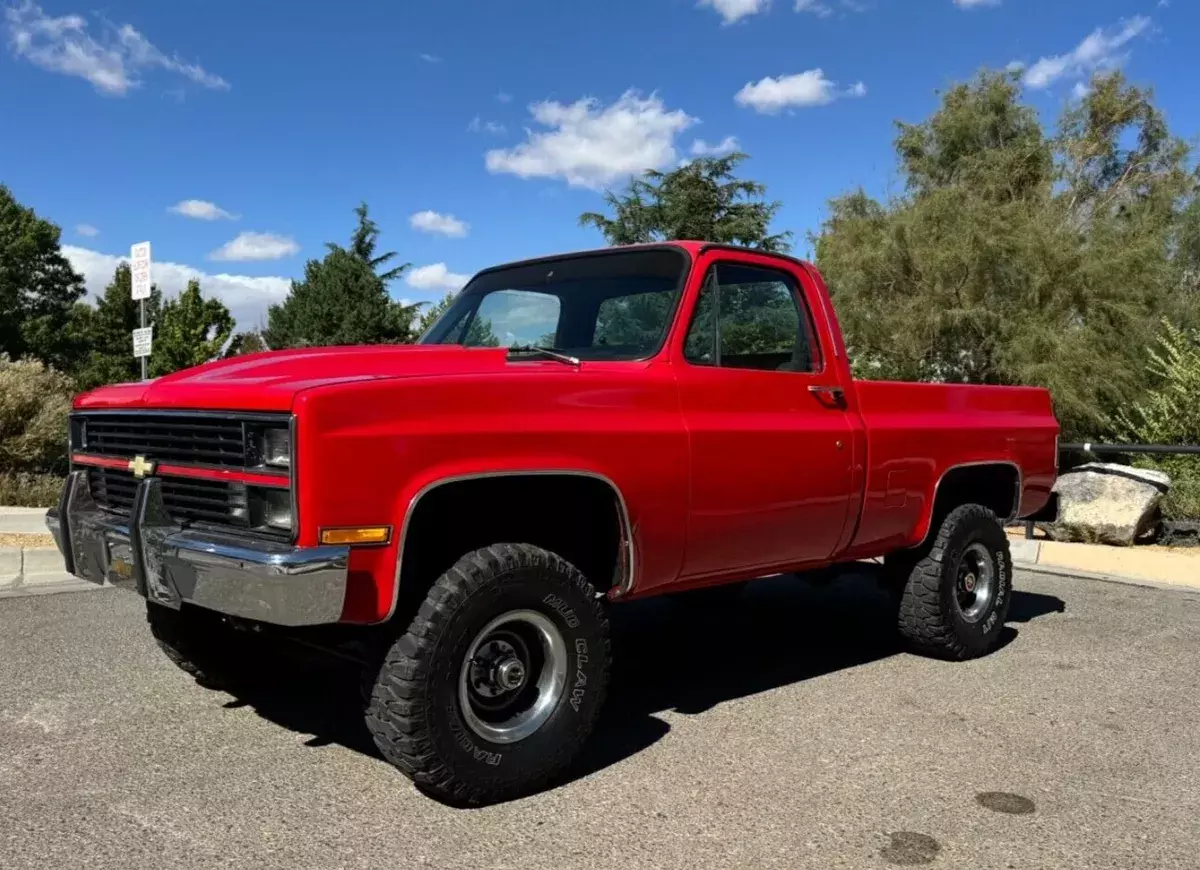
[74,345,516,412]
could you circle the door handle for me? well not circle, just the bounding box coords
[808,385,845,399]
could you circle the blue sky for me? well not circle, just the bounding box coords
[2,0,1193,330]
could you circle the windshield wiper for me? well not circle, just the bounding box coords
[507,345,582,367]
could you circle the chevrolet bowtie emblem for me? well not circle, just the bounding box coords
[128,455,156,479]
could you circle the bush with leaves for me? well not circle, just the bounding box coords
[0,355,73,506]
[1115,321,1200,520]
[813,71,1198,439]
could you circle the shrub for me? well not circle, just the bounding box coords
[0,355,74,477]
[0,472,64,508]
[1116,321,1200,520]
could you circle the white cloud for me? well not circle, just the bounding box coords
[208,232,299,262]
[63,245,290,330]
[168,199,238,221]
[4,1,229,96]
[75,223,99,237]
[795,0,832,16]
[468,115,506,135]
[418,52,440,63]
[406,263,471,293]
[690,135,740,157]
[795,0,871,15]
[496,90,513,103]
[409,210,469,238]
[954,0,1000,8]
[485,90,696,189]
[698,0,769,24]
[735,70,866,114]
[1022,17,1151,90]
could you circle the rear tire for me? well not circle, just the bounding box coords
[895,504,1013,660]
[366,544,610,805]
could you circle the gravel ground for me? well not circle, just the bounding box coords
[1,569,1198,869]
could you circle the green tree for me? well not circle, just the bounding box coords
[225,330,269,356]
[416,292,456,336]
[149,280,234,376]
[73,264,162,389]
[416,291,501,346]
[812,70,1197,439]
[579,154,792,251]
[0,184,87,370]
[263,203,422,348]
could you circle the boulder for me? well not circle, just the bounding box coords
[1040,463,1170,547]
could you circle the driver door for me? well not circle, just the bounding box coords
[676,259,855,579]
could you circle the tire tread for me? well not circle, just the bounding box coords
[896,503,1012,661]
[366,543,610,805]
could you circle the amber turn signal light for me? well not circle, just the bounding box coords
[319,526,391,545]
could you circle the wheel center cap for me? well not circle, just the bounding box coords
[963,573,977,593]
[495,657,525,691]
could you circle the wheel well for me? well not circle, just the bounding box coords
[923,464,1019,544]
[394,474,627,625]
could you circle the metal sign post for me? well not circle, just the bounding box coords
[130,242,152,379]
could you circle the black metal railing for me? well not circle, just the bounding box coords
[1023,442,1199,537]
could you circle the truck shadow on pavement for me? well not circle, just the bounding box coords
[216,565,1066,798]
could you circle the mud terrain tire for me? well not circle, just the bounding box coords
[895,504,1013,660]
[366,544,610,805]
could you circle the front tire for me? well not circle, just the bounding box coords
[895,504,1013,660]
[366,544,610,805]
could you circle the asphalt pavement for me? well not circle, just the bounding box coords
[2,569,1198,869]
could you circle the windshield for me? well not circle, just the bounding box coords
[420,248,688,361]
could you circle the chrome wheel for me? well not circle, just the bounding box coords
[955,542,995,623]
[458,609,567,744]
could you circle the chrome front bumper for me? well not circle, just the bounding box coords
[46,470,349,627]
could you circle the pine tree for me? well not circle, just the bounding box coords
[264,203,422,347]
[579,154,792,251]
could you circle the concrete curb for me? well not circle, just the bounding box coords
[0,545,100,597]
[1011,537,1200,593]
[1013,561,1200,595]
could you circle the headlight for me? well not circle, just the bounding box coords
[250,487,292,531]
[257,427,291,468]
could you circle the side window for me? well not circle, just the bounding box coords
[683,263,818,372]
[462,289,561,347]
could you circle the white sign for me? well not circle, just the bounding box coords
[130,241,152,301]
[132,326,153,358]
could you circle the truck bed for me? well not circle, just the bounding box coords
[843,380,1058,557]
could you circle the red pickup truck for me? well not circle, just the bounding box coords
[47,241,1058,804]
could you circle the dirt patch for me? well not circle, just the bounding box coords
[976,791,1037,814]
[0,532,55,548]
[880,832,941,865]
